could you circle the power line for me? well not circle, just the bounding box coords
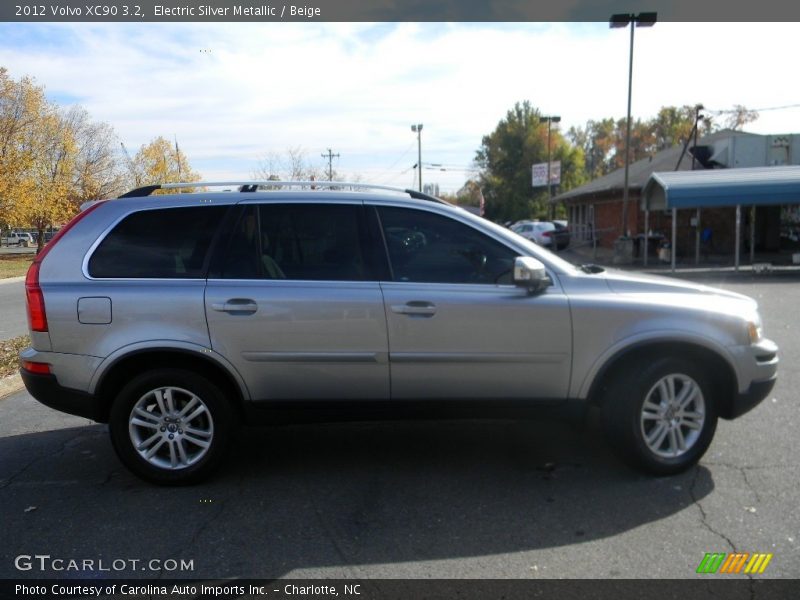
[382,163,416,186]
[372,140,416,181]
[706,102,800,115]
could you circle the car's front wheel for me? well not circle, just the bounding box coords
[109,369,234,485]
[602,357,718,475]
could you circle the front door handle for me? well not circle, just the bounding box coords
[391,301,437,317]
[211,298,258,314]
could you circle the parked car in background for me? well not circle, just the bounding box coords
[552,221,571,250]
[2,232,34,247]
[512,221,559,248]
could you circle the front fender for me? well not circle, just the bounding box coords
[575,330,740,400]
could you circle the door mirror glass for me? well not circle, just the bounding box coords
[513,256,551,293]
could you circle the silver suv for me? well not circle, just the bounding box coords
[20,182,778,484]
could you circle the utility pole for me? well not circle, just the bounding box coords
[175,136,182,180]
[411,124,423,192]
[321,148,339,181]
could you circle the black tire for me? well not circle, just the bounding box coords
[602,357,718,475]
[109,369,234,485]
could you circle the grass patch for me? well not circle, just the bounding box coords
[0,255,33,279]
[1,335,29,379]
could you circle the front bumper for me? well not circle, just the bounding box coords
[727,375,777,420]
[20,367,105,422]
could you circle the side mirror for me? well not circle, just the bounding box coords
[513,256,551,294]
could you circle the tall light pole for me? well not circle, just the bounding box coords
[610,12,656,238]
[691,104,706,266]
[411,123,423,192]
[539,115,560,220]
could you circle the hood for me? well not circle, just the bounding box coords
[601,269,756,307]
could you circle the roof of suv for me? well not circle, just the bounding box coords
[116,181,450,205]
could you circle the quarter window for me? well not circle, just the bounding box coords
[88,206,227,278]
[377,207,517,284]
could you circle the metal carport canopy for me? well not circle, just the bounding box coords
[642,165,800,210]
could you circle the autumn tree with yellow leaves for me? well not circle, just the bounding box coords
[0,68,48,229]
[1,69,205,251]
[0,68,128,251]
[127,136,201,193]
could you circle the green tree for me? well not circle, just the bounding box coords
[475,101,586,223]
[568,118,616,178]
[569,105,721,181]
[652,105,696,151]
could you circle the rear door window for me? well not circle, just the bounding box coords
[217,203,386,281]
[88,206,227,278]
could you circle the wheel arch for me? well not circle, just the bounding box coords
[92,345,250,423]
[586,340,740,419]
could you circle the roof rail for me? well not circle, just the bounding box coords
[116,181,450,204]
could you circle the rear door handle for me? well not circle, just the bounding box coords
[211,298,258,314]
[391,301,437,317]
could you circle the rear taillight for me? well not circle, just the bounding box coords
[25,261,48,332]
[542,231,553,237]
[24,200,107,334]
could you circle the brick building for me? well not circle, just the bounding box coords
[554,130,800,259]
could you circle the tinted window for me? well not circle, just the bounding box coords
[377,207,517,284]
[220,203,375,281]
[88,206,227,278]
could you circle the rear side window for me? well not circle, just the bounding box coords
[88,206,227,278]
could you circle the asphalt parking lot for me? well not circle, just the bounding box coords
[0,270,798,580]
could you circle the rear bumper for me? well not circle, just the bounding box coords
[20,368,105,422]
[727,375,776,420]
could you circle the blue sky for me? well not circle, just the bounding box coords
[3,22,800,192]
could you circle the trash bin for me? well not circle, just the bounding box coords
[613,237,634,265]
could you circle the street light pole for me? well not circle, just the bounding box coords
[693,104,704,265]
[411,123,423,192]
[610,12,656,239]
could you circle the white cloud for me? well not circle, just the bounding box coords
[3,21,800,192]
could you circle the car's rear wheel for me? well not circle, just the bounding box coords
[602,357,718,475]
[109,369,234,485]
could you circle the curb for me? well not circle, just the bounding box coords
[0,373,24,401]
[0,276,25,285]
